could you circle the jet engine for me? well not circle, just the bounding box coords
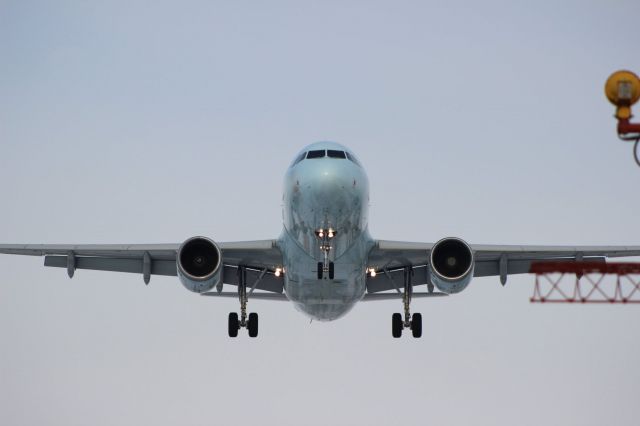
[177,236,223,293]
[429,237,474,294]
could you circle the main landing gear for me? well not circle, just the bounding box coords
[228,266,259,338]
[392,266,422,338]
[228,312,258,338]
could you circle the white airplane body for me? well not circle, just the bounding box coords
[3,141,640,338]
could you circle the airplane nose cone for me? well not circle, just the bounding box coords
[314,171,349,194]
[307,162,355,195]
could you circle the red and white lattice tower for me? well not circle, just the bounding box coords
[530,262,640,304]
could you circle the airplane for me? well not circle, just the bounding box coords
[2,140,640,338]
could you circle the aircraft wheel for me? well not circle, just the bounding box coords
[329,262,335,279]
[411,313,422,338]
[247,312,259,338]
[392,313,403,338]
[317,262,323,280]
[228,312,239,338]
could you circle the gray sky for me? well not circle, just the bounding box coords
[2,1,640,425]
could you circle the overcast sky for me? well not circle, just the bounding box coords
[2,1,640,425]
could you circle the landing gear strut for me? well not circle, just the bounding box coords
[392,266,422,338]
[228,266,259,338]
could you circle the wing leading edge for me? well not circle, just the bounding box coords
[0,240,284,293]
[366,240,640,293]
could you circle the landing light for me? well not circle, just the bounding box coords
[275,268,282,277]
[368,268,377,277]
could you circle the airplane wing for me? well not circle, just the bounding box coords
[366,240,640,293]
[0,240,284,293]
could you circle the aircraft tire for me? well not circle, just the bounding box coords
[411,313,422,338]
[392,313,403,338]
[248,312,259,338]
[328,262,335,279]
[228,312,239,338]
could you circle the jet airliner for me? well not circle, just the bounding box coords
[2,141,640,338]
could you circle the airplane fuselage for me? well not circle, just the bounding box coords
[279,142,373,321]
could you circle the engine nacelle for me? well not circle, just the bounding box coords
[429,237,474,294]
[177,236,223,293]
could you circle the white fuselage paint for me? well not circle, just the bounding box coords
[279,142,373,321]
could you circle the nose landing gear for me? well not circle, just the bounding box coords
[316,227,336,280]
[392,266,422,338]
[317,261,335,280]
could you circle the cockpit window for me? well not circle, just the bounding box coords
[306,150,326,159]
[291,148,357,167]
[345,152,361,166]
[291,152,306,167]
[327,150,346,159]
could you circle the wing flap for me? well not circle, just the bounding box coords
[44,256,177,276]
[221,265,284,293]
[473,256,606,277]
[362,292,448,301]
[366,265,430,293]
[200,292,288,301]
[42,255,284,292]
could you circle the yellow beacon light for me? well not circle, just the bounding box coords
[605,70,640,119]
